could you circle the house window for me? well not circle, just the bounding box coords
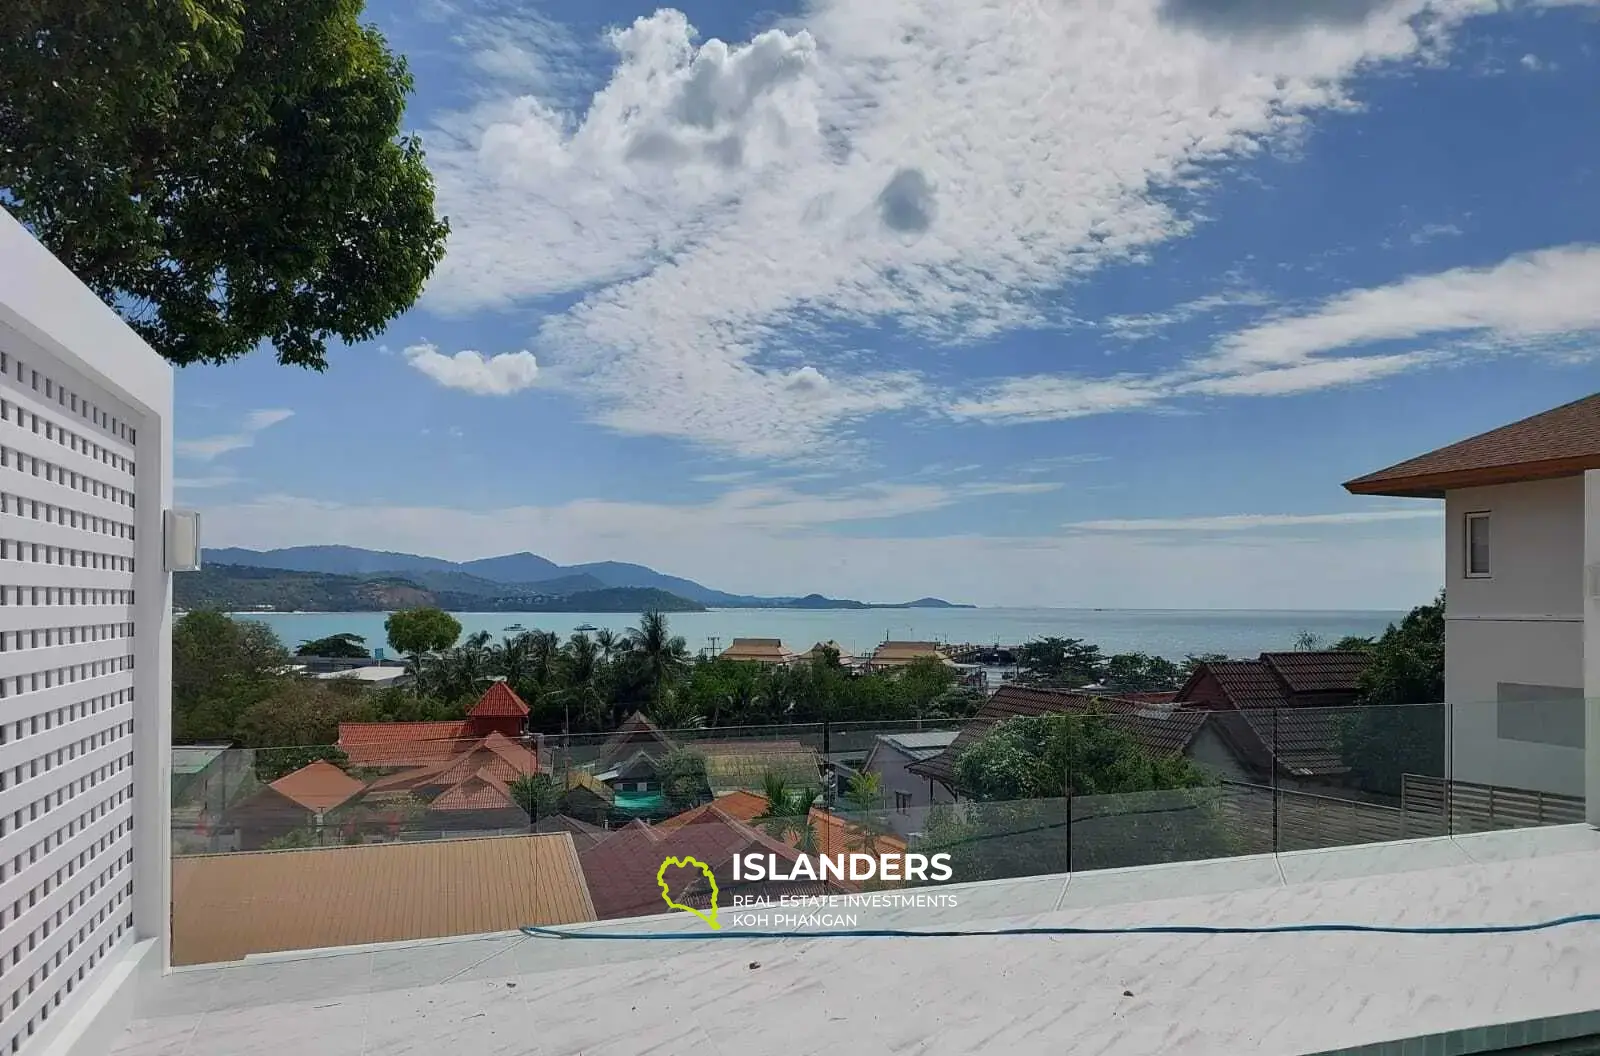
[894,790,912,813]
[1465,512,1490,577]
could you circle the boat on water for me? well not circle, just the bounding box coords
[504,623,525,633]
[574,623,599,632]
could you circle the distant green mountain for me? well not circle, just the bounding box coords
[174,564,706,614]
[200,545,969,609]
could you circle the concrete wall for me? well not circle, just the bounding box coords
[0,209,173,1055]
[1442,478,1585,798]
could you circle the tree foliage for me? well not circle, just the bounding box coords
[0,0,449,368]
[296,633,370,658]
[1337,592,1447,797]
[385,607,462,660]
[659,748,710,812]
[173,611,290,741]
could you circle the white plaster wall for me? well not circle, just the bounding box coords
[1444,618,1584,797]
[1445,478,1583,619]
[0,209,174,1053]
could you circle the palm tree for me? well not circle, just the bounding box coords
[593,627,619,663]
[490,632,536,688]
[549,633,607,733]
[627,611,690,708]
[841,771,895,858]
[755,773,820,853]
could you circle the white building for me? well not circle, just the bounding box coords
[1345,392,1600,819]
[0,209,175,1055]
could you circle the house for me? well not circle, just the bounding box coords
[363,731,540,834]
[794,641,861,669]
[718,637,797,664]
[907,685,1209,798]
[1172,652,1373,792]
[577,805,843,921]
[860,731,960,829]
[227,760,366,851]
[1344,391,1600,811]
[864,640,957,671]
[337,680,532,767]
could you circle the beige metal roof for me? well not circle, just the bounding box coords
[170,835,597,965]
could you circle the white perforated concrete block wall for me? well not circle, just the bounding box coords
[0,210,173,1054]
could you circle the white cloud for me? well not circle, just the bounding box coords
[421,0,1509,457]
[174,473,243,490]
[1409,222,1463,244]
[1066,508,1442,531]
[404,343,541,395]
[1103,289,1274,341]
[176,409,294,461]
[191,488,1439,608]
[955,243,1600,422]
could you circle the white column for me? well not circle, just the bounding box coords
[1582,471,1600,826]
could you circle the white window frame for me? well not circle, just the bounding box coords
[1465,511,1491,578]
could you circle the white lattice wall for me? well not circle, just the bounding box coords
[0,210,172,1056]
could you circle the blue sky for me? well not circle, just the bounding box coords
[177,0,1600,608]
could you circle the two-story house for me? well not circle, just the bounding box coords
[1344,392,1600,818]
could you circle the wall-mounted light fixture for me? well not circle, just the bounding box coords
[164,509,202,573]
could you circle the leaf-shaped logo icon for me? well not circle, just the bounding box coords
[657,855,721,930]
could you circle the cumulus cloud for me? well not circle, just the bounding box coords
[955,242,1600,423]
[191,487,1440,608]
[404,343,541,395]
[176,409,294,461]
[421,0,1515,457]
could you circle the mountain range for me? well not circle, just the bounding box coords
[199,546,972,609]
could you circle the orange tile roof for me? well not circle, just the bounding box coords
[1344,392,1600,497]
[719,638,796,663]
[806,808,906,860]
[655,790,768,833]
[429,768,516,812]
[338,721,473,767]
[170,835,595,964]
[469,680,530,718]
[267,760,367,814]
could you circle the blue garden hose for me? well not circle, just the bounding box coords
[523,912,1600,941]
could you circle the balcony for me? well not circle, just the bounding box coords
[104,700,1600,1055]
[116,823,1600,1056]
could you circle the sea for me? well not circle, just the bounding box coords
[231,608,1406,662]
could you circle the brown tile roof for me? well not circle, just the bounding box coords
[169,835,596,965]
[907,686,1207,789]
[1260,651,1370,695]
[795,641,854,663]
[867,641,952,667]
[338,721,473,767]
[1227,707,1351,779]
[267,760,366,814]
[578,806,806,920]
[1202,661,1291,710]
[597,711,673,766]
[696,740,822,794]
[806,808,907,860]
[469,680,530,718]
[719,638,796,663]
[1343,392,1600,497]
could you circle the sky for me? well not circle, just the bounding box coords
[176,0,1600,609]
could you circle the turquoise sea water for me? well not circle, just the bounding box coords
[232,607,1405,662]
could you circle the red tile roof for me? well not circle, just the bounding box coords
[1343,392,1600,497]
[655,790,769,833]
[267,760,366,814]
[429,768,517,812]
[469,680,530,718]
[338,721,474,767]
[907,685,1207,789]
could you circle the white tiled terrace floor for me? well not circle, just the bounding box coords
[116,825,1600,1056]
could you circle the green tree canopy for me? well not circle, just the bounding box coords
[385,607,462,658]
[1015,636,1104,687]
[1337,592,1446,797]
[659,748,711,812]
[0,0,449,368]
[296,632,370,659]
[173,610,290,741]
[1101,652,1185,693]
